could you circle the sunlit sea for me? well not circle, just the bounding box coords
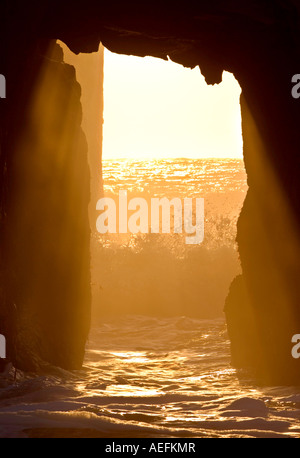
[100,158,248,249]
[1,159,300,438]
[91,158,247,318]
[1,316,300,438]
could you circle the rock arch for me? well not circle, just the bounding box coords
[1,1,300,383]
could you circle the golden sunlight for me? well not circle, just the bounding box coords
[103,49,243,160]
[2,2,300,440]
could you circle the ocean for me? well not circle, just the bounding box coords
[91,158,247,319]
[1,158,300,438]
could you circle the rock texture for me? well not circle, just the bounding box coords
[61,42,104,226]
[1,1,300,382]
[0,38,91,371]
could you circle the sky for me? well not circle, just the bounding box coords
[103,48,243,160]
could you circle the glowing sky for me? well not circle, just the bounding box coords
[103,48,243,160]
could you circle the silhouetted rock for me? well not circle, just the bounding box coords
[0,39,91,371]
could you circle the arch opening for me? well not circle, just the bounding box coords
[90,48,247,323]
[1,1,300,391]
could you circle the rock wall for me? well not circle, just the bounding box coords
[225,65,300,384]
[0,38,91,371]
[60,42,104,226]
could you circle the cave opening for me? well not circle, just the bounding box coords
[24,32,300,386]
[69,45,251,402]
[2,4,300,438]
[75,46,248,323]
